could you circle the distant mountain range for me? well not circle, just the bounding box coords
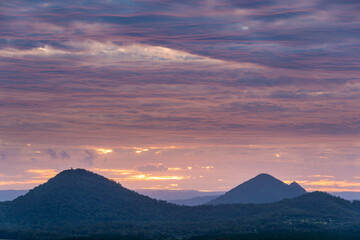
[2,188,360,205]
[2,174,359,205]
[0,190,28,202]
[331,192,360,201]
[136,189,224,201]
[168,195,219,206]
[0,169,359,239]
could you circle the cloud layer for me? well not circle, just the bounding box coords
[0,0,359,191]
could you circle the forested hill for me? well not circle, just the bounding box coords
[0,169,179,225]
[209,173,306,205]
[0,169,359,239]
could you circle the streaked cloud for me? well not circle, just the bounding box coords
[136,164,168,172]
[285,177,360,191]
[304,180,360,188]
[125,175,185,181]
[0,41,234,68]
[26,169,57,179]
[201,166,214,170]
[0,180,46,187]
[95,148,113,154]
[309,175,335,178]
[0,0,359,192]
[92,168,136,175]
[134,147,150,154]
[168,167,181,171]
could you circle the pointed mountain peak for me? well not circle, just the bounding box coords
[248,173,285,185]
[255,173,274,177]
[289,181,300,187]
[209,173,307,205]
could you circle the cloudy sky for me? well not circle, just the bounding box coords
[0,0,360,192]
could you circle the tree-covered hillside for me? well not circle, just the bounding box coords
[209,173,306,205]
[0,169,179,226]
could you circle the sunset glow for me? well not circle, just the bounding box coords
[96,148,113,154]
[0,0,359,193]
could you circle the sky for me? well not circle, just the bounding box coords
[0,0,360,192]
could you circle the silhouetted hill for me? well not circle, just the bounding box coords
[190,191,359,219]
[209,173,306,205]
[0,169,177,226]
[275,191,358,216]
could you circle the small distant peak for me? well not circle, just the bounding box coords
[290,181,300,187]
[289,181,307,193]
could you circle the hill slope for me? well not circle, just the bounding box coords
[0,169,177,226]
[209,173,306,205]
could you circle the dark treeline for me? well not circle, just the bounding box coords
[53,232,360,240]
[3,231,360,240]
[189,232,360,240]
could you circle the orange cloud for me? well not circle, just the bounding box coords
[92,168,135,175]
[284,177,360,191]
[305,180,360,187]
[168,167,182,171]
[26,169,57,179]
[125,175,185,181]
[95,148,113,154]
[286,178,360,192]
[0,179,46,186]
[308,175,335,178]
[93,168,187,182]
[201,166,214,170]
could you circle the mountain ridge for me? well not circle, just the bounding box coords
[0,169,359,239]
